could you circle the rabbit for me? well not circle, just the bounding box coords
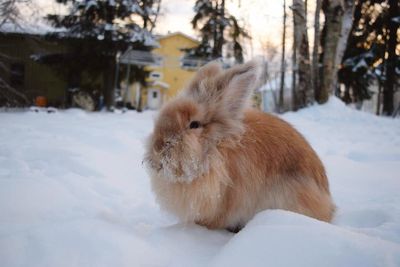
[144,60,335,232]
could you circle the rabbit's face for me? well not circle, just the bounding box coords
[145,98,211,183]
[145,60,261,183]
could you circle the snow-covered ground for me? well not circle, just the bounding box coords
[1,98,399,267]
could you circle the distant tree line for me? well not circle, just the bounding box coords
[1,0,398,115]
[279,0,399,115]
[184,0,399,116]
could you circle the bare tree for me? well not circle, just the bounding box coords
[0,48,29,105]
[0,0,32,106]
[317,0,344,104]
[0,0,38,28]
[312,0,321,101]
[279,0,287,113]
[334,0,354,73]
[332,0,355,95]
[1,0,22,27]
[292,0,313,110]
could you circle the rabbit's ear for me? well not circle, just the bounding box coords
[217,59,261,118]
[184,61,222,98]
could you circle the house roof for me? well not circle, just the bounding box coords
[119,48,162,66]
[0,20,64,36]
[156,31,199,44]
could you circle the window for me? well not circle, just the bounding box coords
[10,63,25,88]
[180,58,203,70]
[152,91,158,98]
[150,72,162,80]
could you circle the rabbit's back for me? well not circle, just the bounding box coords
[218,109,335,229]
[237,109,329,190]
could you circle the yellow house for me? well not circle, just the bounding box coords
[144,32,200,109]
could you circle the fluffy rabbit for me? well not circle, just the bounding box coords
[144,60,335,232]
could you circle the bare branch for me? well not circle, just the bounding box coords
[0,78,30,106]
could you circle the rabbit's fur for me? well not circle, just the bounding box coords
[144,60,335,231]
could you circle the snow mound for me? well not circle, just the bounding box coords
[212,210,400,267]
[0,99,400,266]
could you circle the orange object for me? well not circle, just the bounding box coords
[35,96,47,107]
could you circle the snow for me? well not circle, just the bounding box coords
[0,20,63,35]
[213,211,400,267]
[1,98,400,267]
[352,58,368,72]
[84,0,98,11]
[392,16,400,23]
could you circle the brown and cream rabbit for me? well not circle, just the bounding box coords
[144,60,335,232]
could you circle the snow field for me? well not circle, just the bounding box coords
[0,98,400,267]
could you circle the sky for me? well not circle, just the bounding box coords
[156,0,286,58]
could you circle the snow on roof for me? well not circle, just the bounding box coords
[157,31,199,44]
[120,49,162,66]
[151,80,170,89]
[0,19,64,36]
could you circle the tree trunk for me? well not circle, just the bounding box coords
[318,0,344,104]
[332,0,354,95]
[137,88,143,112]
[292,39,297,111]
[312,0,321,102]
[279,0,287,113]
[103,6,116,110]
[382,0,399,115]
[334,0,354,70]
[216,0,225,58]
[292,0,313,110]
[376,82,382,115]
[212,0,224,59]
[103,55,116,109]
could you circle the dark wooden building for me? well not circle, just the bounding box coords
[0,31,69,106]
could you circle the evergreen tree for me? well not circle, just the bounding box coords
[45,0,161,108]
[185,0,249,65]
[338,0,399,114]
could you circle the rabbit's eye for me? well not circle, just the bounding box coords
[189,121,201,129]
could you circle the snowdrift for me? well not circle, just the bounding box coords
[0,98,399,267]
